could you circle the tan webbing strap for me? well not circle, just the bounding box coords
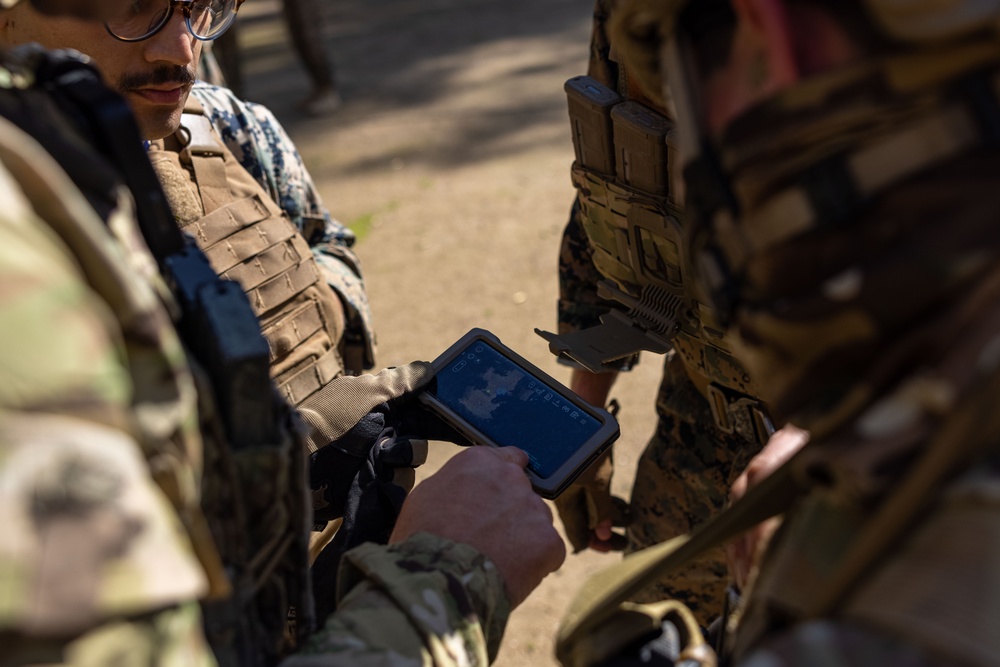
[181,194,271,244]
[244,255,320,317]
[219,234,312,292]
[557,458,803,653]
[572,164,653,291]
[179,109,233,215]
[262,300,326,363]
[201,216,298,275]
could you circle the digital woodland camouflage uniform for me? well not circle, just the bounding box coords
[555,2,1000,666]
[0,51,511,666]
[557,0,764,619]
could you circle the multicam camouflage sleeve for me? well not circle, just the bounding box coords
[191,83,376,369]
[286,533,510,667]
[0,133,215,664]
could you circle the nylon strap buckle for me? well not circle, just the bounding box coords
[706,384,774,445]
[179,112,224,157]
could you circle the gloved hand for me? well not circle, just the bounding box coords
[308,406,427,525]
[554,449,631,553]
[298,362,467,524]
[299,362,468,623]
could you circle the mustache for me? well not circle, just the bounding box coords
[118,66,196,92]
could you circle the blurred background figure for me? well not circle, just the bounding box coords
[204,0,340,114]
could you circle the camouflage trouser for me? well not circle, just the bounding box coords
[625,352,761,625]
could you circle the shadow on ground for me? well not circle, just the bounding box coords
[235,0,593,176]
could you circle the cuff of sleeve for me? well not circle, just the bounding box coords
[338,533,512,661]
[313,248,377,371]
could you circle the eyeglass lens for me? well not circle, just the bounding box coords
[106,0,237,42]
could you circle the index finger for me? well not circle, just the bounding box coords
[484,446,529,468]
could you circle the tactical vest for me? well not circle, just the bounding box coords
[561,72,769,444]
[148,98,346,409]
[0,48,313,666]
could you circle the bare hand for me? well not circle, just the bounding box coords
[390,446,567,608]
[554,369,625,552]
[726,425,809,590]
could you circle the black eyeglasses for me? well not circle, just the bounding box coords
[105,0,246,43]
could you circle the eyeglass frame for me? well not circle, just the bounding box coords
[104,0,247,43]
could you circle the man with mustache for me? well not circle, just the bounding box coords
[0,0,566,665]
[0,0,376,396]
[0,0,401,575]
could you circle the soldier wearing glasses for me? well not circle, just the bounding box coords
[0,0,565,665]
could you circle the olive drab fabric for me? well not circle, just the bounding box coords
[148,97,347,409]
[0,112,216,645]
[0,48,229,660]
[708,52,1000,666]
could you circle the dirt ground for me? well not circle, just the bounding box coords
[235,1,662,664]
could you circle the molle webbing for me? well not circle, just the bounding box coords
[564,75,765,431]
[150,99,345,407]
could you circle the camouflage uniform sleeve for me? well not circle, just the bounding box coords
[284,533,510,667]
[190,82,376,370]
[0,154,212,660]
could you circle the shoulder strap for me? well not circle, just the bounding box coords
[557,457,801,659]
[175,96,234,214]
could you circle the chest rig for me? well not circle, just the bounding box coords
[148,98,346,409]
[538,73,769,444]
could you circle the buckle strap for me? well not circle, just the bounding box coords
[706,383,774,446]
[180,112,225,157]
[177,111,233,214]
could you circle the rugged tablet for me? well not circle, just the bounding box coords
[419,328,620,498]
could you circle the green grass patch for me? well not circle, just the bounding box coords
[348,212,375,242]
[348,200,400,242]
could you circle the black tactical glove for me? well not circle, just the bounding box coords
[299,363,468,623]
[308,403,434,526]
